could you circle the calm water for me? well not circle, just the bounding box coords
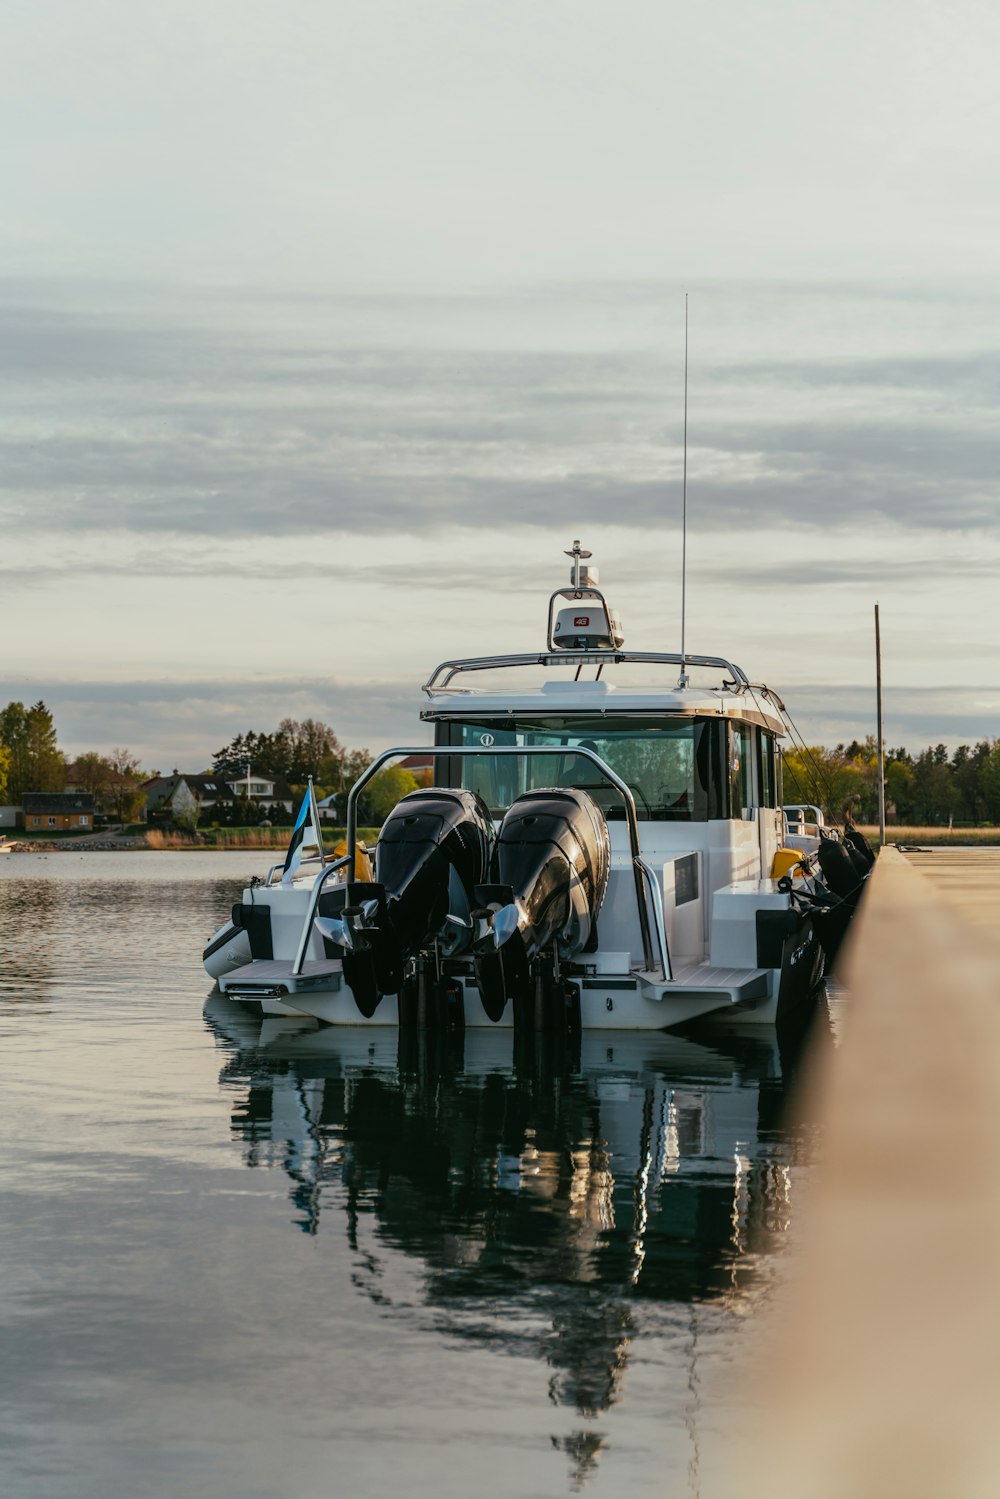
[0,852,826,1498]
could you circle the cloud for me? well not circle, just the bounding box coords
[1,672,995,773]
[2,280,999,550]
[0,675,423,769]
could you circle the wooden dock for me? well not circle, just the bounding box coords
[899,844,1000,940]
[730,844,1000,1499]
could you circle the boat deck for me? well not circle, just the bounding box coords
[218,958,344,997]
[666,960,769,999]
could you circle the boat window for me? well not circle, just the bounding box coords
[729,723,753,820]
[436,717,725,821]
[759,732,778,809]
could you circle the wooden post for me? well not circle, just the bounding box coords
[875,602,886,847]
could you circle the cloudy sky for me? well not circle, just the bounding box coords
[3,0,999,769]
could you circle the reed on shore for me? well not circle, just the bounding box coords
[144,826,381,851]
[858,825,1000,847]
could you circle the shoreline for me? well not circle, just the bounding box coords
[3,826,999,854]
[1,826,379,854]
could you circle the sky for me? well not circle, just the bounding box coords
[3,0,999,770]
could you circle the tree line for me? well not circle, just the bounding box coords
[0,701,148,820]
[782,736,1000,826]
[210,720,422,826]
[0,703,416,828]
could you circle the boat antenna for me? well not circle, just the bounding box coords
[565,538,592,590]
[678,293,690,689]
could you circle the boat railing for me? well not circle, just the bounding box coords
[422,650,751,694]
[343,744,671,983]
[263,848,329,889]
[783,803,826,839]
[290,854,353,975]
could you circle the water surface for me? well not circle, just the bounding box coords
[0,852,824,1498]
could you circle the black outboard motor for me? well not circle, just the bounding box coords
[810,831,871,971]
[843,821,876,871]
[317,788,494,1017]
[472,787,610,1024]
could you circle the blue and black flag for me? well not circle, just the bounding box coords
[281,779,325,884]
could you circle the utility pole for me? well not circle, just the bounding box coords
[875,604,886,848]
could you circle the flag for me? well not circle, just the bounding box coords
[281,779,325,884]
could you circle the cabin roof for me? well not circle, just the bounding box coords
[421,677,785,734]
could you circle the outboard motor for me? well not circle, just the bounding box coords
[472,787,610,1025]
[806,831,871,972]
[843,822,876,871]
[317,787,493,1018]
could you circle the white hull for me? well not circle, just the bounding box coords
[214,964,787,1030]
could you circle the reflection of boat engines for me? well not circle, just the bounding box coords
[472,787,610,1026]
[319,787,494,1020]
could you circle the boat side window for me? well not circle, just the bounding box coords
[728,723,753,820]
[758,731,778,809]
[435,717,726,821]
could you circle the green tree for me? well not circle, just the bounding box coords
[279,718,342,783]
[213,729,289,779]
[910,745,952,824]
[362,766,418,824]
[781,745,867,823]
[0,741,9,802]
[0,700,64,799]
[107,748,146,824]
[885,757,915,823]
[0,702,29,802]
[978,742,1000,822]
[72,752,115,809]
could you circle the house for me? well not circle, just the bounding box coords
[141,771,295,824]
[22,793,95,832]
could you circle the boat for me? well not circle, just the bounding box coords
[207,542,869,1029]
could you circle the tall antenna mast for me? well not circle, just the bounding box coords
[678,293,690,689]
[875,602,886,847]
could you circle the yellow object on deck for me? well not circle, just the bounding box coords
[771,847,805,880]
[332,840,373,880]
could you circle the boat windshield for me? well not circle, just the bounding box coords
[436,716,725,821]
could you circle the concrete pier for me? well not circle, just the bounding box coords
[736,845,1000,1499]
[899,844,1000,939]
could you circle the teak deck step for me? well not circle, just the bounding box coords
[665,961,769,1000]
[219,958,343,997]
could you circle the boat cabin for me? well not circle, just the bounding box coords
[417,545,790,973]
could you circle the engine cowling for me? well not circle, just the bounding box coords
[473,787,610,1021]
[319,787,495,1011]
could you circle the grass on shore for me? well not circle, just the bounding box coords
[857,825,1000,846]
[145,826,381,851]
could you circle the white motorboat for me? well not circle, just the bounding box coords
[208,543,870,1029]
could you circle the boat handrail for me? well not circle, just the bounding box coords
[263,848,329,888]
[343,744,669,982]
[423,650,752,693]
[290,854,352,975]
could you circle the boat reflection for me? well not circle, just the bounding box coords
[205,997,826,1483]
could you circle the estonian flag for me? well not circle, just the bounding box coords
[281,779,325,885]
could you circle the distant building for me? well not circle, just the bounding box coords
[22,793,95,831]
[0,806,24,830]
[141,772,295,824]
